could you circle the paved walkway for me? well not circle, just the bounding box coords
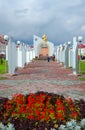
[0,60,85,100]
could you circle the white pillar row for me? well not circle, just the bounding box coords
[55,36,83,75]
[4,36,35,74]
[17,43,26,68]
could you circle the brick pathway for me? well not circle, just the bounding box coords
[0,60,85,100]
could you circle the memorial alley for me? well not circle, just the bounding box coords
[0,60,85,100]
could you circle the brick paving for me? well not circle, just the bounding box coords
[0,60,85,100]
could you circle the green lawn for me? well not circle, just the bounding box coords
[78,60,85,74]
[78,60,85,80]
[79,77,85,80]
[0,59,8,74]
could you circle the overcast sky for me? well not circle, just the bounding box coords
[0,0,85,45]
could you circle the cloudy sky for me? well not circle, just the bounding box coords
[0,0,85,45]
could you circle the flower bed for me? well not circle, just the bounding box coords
[0,91,85,130]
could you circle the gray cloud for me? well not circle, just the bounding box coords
[0,0,85,44]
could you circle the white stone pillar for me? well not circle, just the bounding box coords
[8,37,17,74]
[54,46,57,60]
[25,45,29,64]
[56,46,59,61]
[69,48,73,67]
[17,44,22,67]
[72,36,83,74]
[22,43,26,67]
[68,41,72,67]
[72,37,78,75]
[6,45,8,61]
[64,43,69,68]
[60,44,64,63]
[29,48,33,61]
[32,49,35,59]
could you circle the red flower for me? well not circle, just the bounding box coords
[3,92,80,123]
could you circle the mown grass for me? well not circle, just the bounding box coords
[0,76,8,80]
[78,60,85,74]
[79,77,85,80]
[78,60,85,80]
[0,59,8,74]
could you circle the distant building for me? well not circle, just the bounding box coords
[0,35,7,54]
[78,43,85,56]
[34,35,54,58]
